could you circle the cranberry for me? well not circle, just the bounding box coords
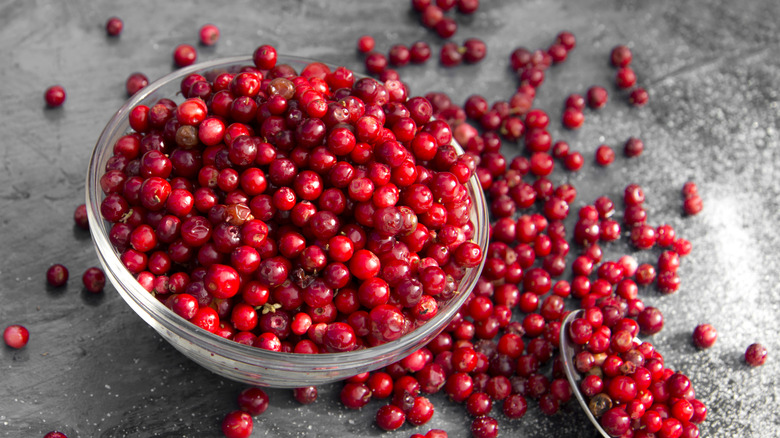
[745,343,768,367]
[440,42,463,67]
[44,85,66,107]
[502,394,527,419]
[357,35,375,53]
[105,16,123,36]
[47,264,69,287]
[611,45,633,67]
[82,267,106,293]
[629,87,649,106]
[199,24,220,46]
[595,145,616,166]
[3,324,29,349]
[374,404,405,431]
[221,410,253,438]
[586,86,608,109]
[463,38,488,63]
[126,72,149,96]
[683,195,703,215]
[43,432,68,438]
[471,415,498,438]
[600,407,631,436]
[173,44,197,67]
[624,137,644,157]
[237,387,269,415]
[637,306,664,335]
[616,67,637,89]
[691,323,717,349]
[293,386,318,404]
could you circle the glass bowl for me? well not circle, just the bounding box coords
[86,55,489,388]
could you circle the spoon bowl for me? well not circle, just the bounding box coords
[560,309,611,438]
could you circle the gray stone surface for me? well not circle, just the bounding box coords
[1,0,779,437]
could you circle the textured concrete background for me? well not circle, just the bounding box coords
[1,0,779,436]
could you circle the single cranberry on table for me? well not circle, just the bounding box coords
[199,24,220,46]
[745,343,768,367]
[237,387,269,415]
[82,267,106,294]
[173,44,197,67]
[105,16,123,36]
[44,85,66,107]
[221,410,253,438]
[3,324,29,349]
[46,264,69,287]
[692,323,717,349]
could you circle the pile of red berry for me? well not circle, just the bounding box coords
[98,44,485,354]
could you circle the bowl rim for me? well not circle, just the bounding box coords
[86,54,490,374]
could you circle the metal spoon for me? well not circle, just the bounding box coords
[559,309,611,438]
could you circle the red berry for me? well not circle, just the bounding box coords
[126,72,149,96]
[692,323,717,349]
[586,86,608,109]
[624,137,644,157]
[47,264,69,287]
[44,85,66,107]
[82,267,106,294]
[375,404,406,431]
[610,45,633,67]
[173,44,197,67]
[3,324,29,349]
[237,387,269,415]
[745,343,768,367]
[221,410,253,438]
[105,17,123,36]
[199,24,220,46]
[629,87,649,106]
[595,145,615,166]
[357,35,375,53]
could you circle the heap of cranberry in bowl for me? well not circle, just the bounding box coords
[86,45,489,387]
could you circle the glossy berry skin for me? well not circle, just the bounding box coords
[595,145,615,166]
[237,387,269,415]
[471,415,499,438]
[105,17,123,36]
[375,404,405,431]
[745,343,768,367]
[126,72,149,96]
[3,324,29,349]
[44,85,66,107]
[221,410,253,438]
[47,264,69,287]
[82,267,106,293]
[43,432,69,438]
[692,323,717,349]
[173,44,197,67]
[293,386,318,404]
[199,24,220,46]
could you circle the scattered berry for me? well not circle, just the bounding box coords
[3,324,29,349]
[173,44,197,67]
[692,324,717,349]
[745,343,767,367]
[82,267,106,294]
[47,264,69,287]
[221,410,253,438]
[199,24,220,46]
[44,85,66,107]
